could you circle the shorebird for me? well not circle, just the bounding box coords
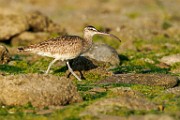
[18,26,121,81]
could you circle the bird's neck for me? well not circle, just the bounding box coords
[82,33,93,53]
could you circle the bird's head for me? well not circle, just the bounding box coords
[84,26,121,42]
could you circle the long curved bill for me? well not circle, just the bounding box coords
[96,31,121,42]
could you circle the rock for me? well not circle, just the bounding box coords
[0,13,29,40]
[0,74,82,107]
[88,87,107,93]
[26,11,65,34]
[160,54,180,65]
[97,74,178,88]
[97,114,175,120]
[82,43,120,69]
[81,86,158,117]
[166,86,180,96]
[81,96,157,117]
[0,10,66,42]
[0,45,10,64]
[11,31,51,46]
[127,114,175,120]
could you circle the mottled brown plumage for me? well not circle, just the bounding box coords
[18,26,121,81]
[23,36,84,60]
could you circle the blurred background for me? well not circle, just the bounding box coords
[0,0,179,61]
[0,0,179,36]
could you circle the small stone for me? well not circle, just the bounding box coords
[36,109,54,115]
[97,74,178,88]
[0,74,82,107]
[141,58,155,64]
[0,45,10,64]
[160,54,180,65]
[166,86,180,96]
[88,87,107,93]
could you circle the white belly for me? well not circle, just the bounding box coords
[37,51,79,61]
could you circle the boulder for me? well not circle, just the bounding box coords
[82,43,120,68]
[0,14,29,40]
[81,86,159,117]
[0,74,82,107]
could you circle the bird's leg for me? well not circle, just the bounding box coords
[79,71,85,80]
[45,58,58,74]
[66,61,81,81]
[67,72,71,78]
[67,71,85,80]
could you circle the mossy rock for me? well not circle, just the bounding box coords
[0,74,82,107]
[97,74,178,88]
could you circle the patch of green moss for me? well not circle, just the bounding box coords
[126,12,140,19]
[50,33,61,38]
[50,103,89,120]
[77,84,95,92]
[0,64,23,74]
[81,92,107,101]
[84,72,106,82]
[162,21,172,30]
[153,94,180,113]
[131,85,165,99]
[113,63,169,74]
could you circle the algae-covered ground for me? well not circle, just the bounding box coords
[0,0,180,120]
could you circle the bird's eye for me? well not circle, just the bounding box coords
[90,28,96,31]
[85,26,97,31]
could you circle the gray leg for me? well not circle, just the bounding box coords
[45,58,58,74]
[66,61,81,81]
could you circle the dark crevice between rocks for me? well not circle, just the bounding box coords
[2,32,25,47]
